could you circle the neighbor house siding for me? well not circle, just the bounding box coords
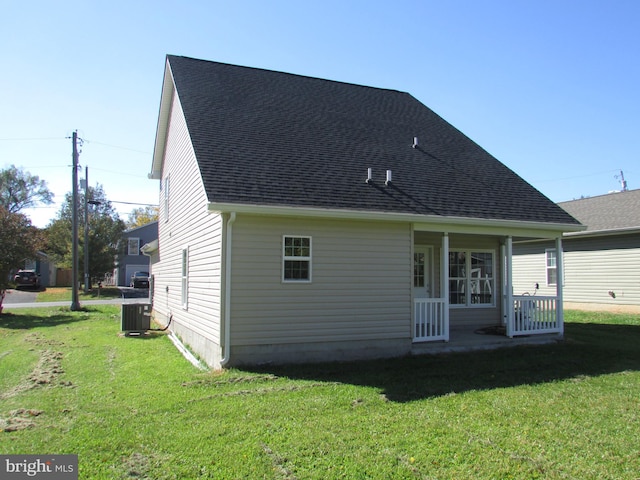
[512,242,555,297]
[229,216,412,348]
[513,234,640,307]
[564,235,640,305]
[151,90,224,366]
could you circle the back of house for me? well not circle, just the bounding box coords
[147,55,582,368]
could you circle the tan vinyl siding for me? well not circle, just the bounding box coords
[230,216,412,346]
[564,235,640,305]
[512,242,555,296]
[513,234,640,306]
[152,91,223,349]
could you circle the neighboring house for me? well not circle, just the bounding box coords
[146,55,582,368]
[20,252,55,287]
[116,221,158,286]
[513,189,640,310]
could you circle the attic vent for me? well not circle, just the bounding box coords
[386,170,392,185]
[412,137,419,148]
[366,167,372,184]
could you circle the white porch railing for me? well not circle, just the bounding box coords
[414,298,448,342]
[511,295,560,336]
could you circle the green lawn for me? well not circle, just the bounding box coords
[35,287,122,302]
[0,307,638,479]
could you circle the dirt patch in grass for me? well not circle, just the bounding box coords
[0,408,43,432]
[1,333,74,400]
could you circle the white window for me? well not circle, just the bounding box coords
[546,249,557,286]
[127,238,140,256]
[181,247,188,309]
[163,175,170,222]
[283,236,311,282]
[449,250,494,307]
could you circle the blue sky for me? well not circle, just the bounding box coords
[2,1,638,227]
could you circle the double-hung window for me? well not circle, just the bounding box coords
[449,250,495,306]
[545,249,557,286]
[127,238,140,256]
[283,236,311,282]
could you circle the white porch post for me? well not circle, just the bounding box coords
[505,236,514,338]
[555,236,564,336]
[441,233,450,342]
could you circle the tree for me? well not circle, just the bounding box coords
[45,184,125,286]
[0,207,43,313]
[126,206,158,229]
[0,165,54,213]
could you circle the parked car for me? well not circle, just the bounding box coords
[130,271,150,289]
[14,270,41,289]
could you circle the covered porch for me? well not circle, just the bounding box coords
[412,229,565,346]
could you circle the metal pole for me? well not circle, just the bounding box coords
[83,166,89,293]
[71,131,81,311]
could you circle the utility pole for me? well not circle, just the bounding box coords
[71,131,81,311]
[83,166,89,294]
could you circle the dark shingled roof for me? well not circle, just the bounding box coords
[559,189,640,232]
[167,55,579,226]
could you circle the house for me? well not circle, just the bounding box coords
[146,55,583,368]
[115,221,157,286]
[21,252,55,287]
[513,189,640,312]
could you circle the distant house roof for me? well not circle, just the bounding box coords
[559,189,640,235]
[124,220,158,235]
[154,55,579,228]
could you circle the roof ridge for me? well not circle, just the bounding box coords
[166,54,409,96]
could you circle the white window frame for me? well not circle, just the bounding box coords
[163,175,170,222]
[181,247,188,309]
[127,237,140,256]
[545,248,557,286]
[282,235,312,283]
[449,249,495,308]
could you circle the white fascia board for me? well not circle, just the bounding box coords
[140,239,159,255]
[207,202,585,238]
[149,59,175,180]
[563,226,640,238]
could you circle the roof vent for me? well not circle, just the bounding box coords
[412,137,419,148]
[386,170,392,186]
[365,167,372,184]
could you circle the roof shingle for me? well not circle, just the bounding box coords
[167,55,579,226]
[559,189,640,232]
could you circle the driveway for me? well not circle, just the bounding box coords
[2,287,150,310]
[2,289,39,304]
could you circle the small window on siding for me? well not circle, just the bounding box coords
[181,247,188,309]
[127,238,140,256]
[546,249,557,286]
[163,175,170,222]
[283,236,311,282]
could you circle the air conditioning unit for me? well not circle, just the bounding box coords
[121,303,151,333]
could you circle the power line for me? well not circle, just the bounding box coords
[83,139,151,155]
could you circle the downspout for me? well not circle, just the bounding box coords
[505,236,514,338]
[220,212,236,367]
[555,236,564,337]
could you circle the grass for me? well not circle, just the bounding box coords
[35,287,122,302]
[0,307,638,479]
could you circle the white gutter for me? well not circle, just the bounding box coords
[220,212,236,367]
[207,202,584,237]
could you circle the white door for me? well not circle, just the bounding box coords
[413,246,432,299]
